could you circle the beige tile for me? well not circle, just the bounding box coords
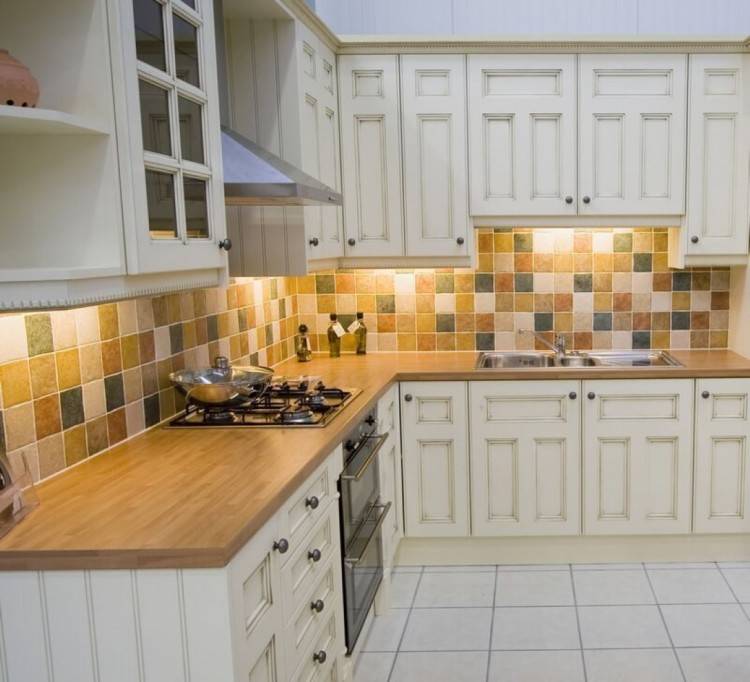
[0,360,31,407]
[125,401,146,437]
[63,425,88,466]
[75,307,100,344]
[0,315,28,363]
[7,443,40,482]
[50,310,77,350]
[37,433,65,480]
[82,379,106,420]
[136,298,155,331]
[4,402,36,450]
[123,367,143,403]
[56,348,82,390]
[86,416,109,456]
[117,300,138,336]
[29,355,57,398]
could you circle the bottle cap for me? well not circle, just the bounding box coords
[329,313,337,320]
[298,324,308,333]
[356,311,364,319]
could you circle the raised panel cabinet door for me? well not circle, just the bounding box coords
[578,54,687,216]
[400,381,470,537]
[467,54,577,216]
[469,380,582,536]
[583,379,694,535]
[401,55,469,256]
[684,54,750,257]
[338,55,404,257]
[379,384,404,564]
[694,379,750,533]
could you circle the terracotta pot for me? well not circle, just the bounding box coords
[0,49,40,108]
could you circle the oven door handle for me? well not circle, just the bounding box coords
[340,433,389,482]
[343,501,391,566]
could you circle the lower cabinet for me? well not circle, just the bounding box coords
[582,379,694,535]
[694,378,750,533]
[378,384,404,564]
[469,380,581,536]
[400,381,470,537]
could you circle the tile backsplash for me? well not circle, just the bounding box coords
[0,277,298,482]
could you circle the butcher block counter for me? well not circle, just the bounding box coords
[1,349,749,571]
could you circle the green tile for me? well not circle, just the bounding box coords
[60,387,84,429]
[476,333,494,350]
[613,233,633,253]
[574,274,593,292]
[376,295,395,314]
[633,253,652,272]
[435,273,454,294]
[25,313,53,356]
[475,273,494,293]
[315,274,335,294]
[514,273,533,292]
[436,314,455,332]
[514,233,533,252]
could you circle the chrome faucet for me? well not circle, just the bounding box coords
[519,329,567,357]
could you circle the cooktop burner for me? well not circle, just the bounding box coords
[168,377,360,428]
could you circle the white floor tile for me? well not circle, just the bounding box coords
[678,647,750,682]
[743,603,750,619]
[401,607,492,651]
[414,571,495,608]
[390,651,488,682]
[584,649,683,682]
[578,606,670,649]
[574,570,654,605]
[645,562,716,570]
[721,568,750,602]
[718,561,750,569]
[572,563,643,571]
[423,564,495,572]
[390,572,420,608]
[661,604,750,647]
[361,609,409,652]
[495,570,574,606]
[392,565,422,573]
[497,564,569,571]
[489,650,585,681]
[647,568,735,604]
[491,607,581,650]
[353,652,394,682]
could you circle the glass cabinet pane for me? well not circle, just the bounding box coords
[184,177,209,238]
[145,170,178,239]
[178,97,204,163]
[173,14,200,87]
[139,80,172,156]
[133,0,167,72]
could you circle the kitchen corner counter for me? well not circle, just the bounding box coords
[1,349,749,571]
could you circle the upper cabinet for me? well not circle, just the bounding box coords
[578,54,687,216]
[468,55,577,217]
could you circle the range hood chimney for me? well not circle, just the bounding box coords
[213,1,342,207]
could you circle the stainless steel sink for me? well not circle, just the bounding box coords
[475,350,682,369]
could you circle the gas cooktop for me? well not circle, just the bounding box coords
[168,376,361,428]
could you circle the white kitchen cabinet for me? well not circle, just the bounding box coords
[401,55,470,256]
[578,54,687,216]
[468,54,578,217]
[469,381,581,536]
[671,54,750,266]
[338,55,405,258]
[583,379,694,535]
[694,379,750,533]
[378,384,404,564]
[400,381,470,537]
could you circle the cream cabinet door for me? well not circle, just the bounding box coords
[400,382,469,537]
[378,384,404,564]
[694,379,750,533]
[469,381,581,536]
[467,54,577,216]
[401,55,469,256]
[338,55,404,257]
[583,379,694,535]
[578,54,687,215]
[684,54,750,257]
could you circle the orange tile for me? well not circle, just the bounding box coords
[297,275,316,294]
[107,408,127,446]
[317,294,336,313]
[436,333,456,351]
[652,331,671,349]
[377,314,396,333]
[335,274,356,293]
[456,313,475,332]
[495,273,514,292]
[397,334,417,351]
[573,332,593,350]
[495,293,513,312]
[417,333,436,351]
[476,314,494,332]
[534,253,554,272]
[493,232,513,252]
[0,360,31,407]
[613,293,632,311]
[514,253,533,272]
[477,232,494,253]
[652,253,669,272]
[653,232,669,252]
[34,394,61,439]
[356,273,376,294]
[574,253,592,272]
[455,293,474,312]
[29,355,57,399]
[455,273,474,293]
[415,272,435,294]
[632,312,651,330]
[514,293,533,312]
[456,333,474,351]
[554,294,573,312]
[477,254,494,272]
[594,293,612,312]
[376,273,395,294]
[534,294,554,312]
[593,253,613,272]
[98,304,119,340]
[554,253,574,272]
[397,314,416,333]
[613,253,631,272]
[417,314,436,333]
[416,294,436,313]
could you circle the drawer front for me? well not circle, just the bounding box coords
[289,610,342,682]
[378,384,398,436]
[279,446,343,565]
[282,504,341,623]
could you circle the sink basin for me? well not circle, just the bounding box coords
[475,350,683,369]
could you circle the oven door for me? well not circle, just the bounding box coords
[342,500,391,652]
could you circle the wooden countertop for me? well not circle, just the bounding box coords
[1,350,749,571]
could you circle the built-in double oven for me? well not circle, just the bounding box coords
[338,404,391,653]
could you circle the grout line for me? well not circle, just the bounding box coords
[642,562,688,682]
[569,563,589,682]
[715,561,750,625]
[386,566,424,682]
[485,565,499,682]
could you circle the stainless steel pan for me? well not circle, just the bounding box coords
[170,356,273,405]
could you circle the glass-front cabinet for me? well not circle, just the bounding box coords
[114,0,226,274]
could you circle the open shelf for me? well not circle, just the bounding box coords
[0,105,108,135]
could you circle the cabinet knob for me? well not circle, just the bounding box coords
[218,238,232,251]
[305,495,320,509]
[582,196,591,204]
[587,391,596,400]
[273,538,289,554]
[691,235,700,244]
[365,415,376,426]
[347,238,356,246]
[309,237,319,247]
[308,548,322,562]
[311,599,325,613]
[565,196,574,204]
[702,390,710,399]
[569,391,577,400]
[313,650,327,664]
[404,394,413,402]
[456,236,465,245]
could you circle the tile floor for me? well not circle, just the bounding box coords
[353,562,750,682]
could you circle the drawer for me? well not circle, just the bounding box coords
[282,503,341,623]
[278,446,343,565]
[285,556,343,671]
[377,384,398,435]
[289,610,343,682]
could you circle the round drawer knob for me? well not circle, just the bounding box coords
[587,392,596,400]
[308,548,322,562]
[311,599,325,613]
[305,495,320,509]
[273,538,289,554]
[309,237,319,247]
[347,238,356,246]
[404,394,413,402]
[218,238,233,251]
[456,236,465,245]
[313,650,327,664]
[691,235,700,244]
[582,195,591,204]
[702,390,711,399]
[569,391,577,400]
[565,196,574,204]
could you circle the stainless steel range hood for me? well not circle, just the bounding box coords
[214,0,342,207]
